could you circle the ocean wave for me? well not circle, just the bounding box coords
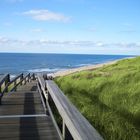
[28,68,63,73]
[75,63,93,67]
[10,75,16,79]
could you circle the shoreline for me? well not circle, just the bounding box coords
[51,57,134,77]
[0,56,136,78]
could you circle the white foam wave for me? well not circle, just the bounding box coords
[75,63,92,67]
[28,68,61,73]
[10,74,16,80]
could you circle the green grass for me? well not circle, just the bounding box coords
[55,56,140,140]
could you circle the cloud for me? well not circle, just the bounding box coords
[0,36,140,48]
[22,9,71,22]
[1,36,140,54]
[0,36,26,46]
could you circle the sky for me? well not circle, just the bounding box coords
[0,0,140,55]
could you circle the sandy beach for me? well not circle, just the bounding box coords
[49,57,134,78]
[50,59,118,78]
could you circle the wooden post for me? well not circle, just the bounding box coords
[0,97,1,105]
[0,86,2,105]
[62,120,66,140]
[20,74,23,85]
[32,73,35,80]
[24,77,26,85]
[5,74,10,92]
[14,80,17,91]
[28,73,30,82]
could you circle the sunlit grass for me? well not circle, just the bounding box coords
[55,57,140,140]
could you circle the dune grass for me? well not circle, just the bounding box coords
[55,57,140,140]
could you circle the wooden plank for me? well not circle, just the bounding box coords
[5,91,39,94]
[0,131,58,139]
[0,116,60,140]
[0,116,51,123]
[0,135,59,140]
[0,109,44,115]
[17,83,38,91]
[2,100,42,105]
[3,94,40,98]
[1,136,58,140]
[0,123,54,129]
[46,80,103,140]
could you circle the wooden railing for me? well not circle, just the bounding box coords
[37,74,103,140]
[9,73,24,92]
[0,73,35,104]
[0,74,10,93]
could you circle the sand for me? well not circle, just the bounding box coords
[49,60,118,78]
[48,57,135,78]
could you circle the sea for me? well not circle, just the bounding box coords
[0,53,133,77]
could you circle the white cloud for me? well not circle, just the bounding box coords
[22,9,71,22]
[0,36,140,55]
[0,36,140,48]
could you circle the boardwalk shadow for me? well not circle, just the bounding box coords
[20,92,40,140]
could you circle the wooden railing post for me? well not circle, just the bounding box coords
[24,77,26,85]
[28,73,30,82]
[0,85,1,93]
[0,97,1,104]
[0,74,10,104]
[0,85,1,105]
[62,120,66,140]
[5,74,10,92]
[0,86,2,104]
[14,80,17,91]
[33,73,36,80]
[31,73,35,81]
[20,74,23,85]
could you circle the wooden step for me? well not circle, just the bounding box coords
[0,116,60,140]
[17,82,38,91]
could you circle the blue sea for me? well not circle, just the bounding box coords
[0,53,133,76]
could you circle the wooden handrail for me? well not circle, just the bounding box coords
[9,73,23,84]
[0,74,10,88]
[0,73,35,104]
[9,73,24,92]
[0,74,10,96]
[37,75,103,140]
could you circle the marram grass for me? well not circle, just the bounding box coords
[55,57,140,140]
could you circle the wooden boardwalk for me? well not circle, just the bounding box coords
[0,81,60,140]
[0,73,103,140]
